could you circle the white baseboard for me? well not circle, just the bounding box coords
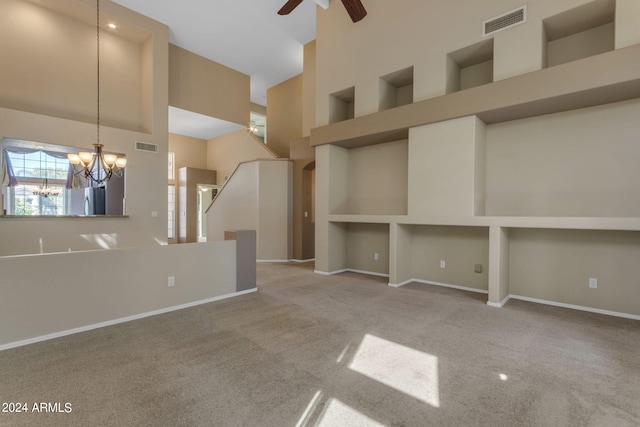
[313,268,389,278]
[0,287,257,352]
[388,279,414,288]
[314,269,348,275]
[487,295,511,308]
[291,258,315,263]
[509,294,640,321]
[345,268,389,278]
[391,278,488,295]
[257,259,292,263]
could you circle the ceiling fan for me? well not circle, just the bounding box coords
[278,0,367,23]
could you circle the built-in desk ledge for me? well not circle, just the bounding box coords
[1,215,130,219]
[311,43,640,149]
[327,214,640,231]
[480,216,640,231]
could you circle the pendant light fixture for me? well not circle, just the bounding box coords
[31,178,62,198]
[68,0,126,186]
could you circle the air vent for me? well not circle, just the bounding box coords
[135,141,159,153]
[483,6,527,37]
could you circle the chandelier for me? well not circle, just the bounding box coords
[68,0,126,186]
[31,179,62,198]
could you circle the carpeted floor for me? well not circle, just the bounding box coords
[0,262,639,426]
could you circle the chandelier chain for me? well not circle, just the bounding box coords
[96,0,100,146]
[67,0,126,186]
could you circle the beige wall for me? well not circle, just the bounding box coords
[0,0,168,256]
[207,160,292,261]
[314,145,339,272]
[346,223,390,275]
[485,98,640,217]
[340,139,408,215]
[169,44,249,126]
[206,129,277,185]
[207,162,259,240]
[547,23,614,67]
[391,224,489,291]
[0,0,147,133]
[303,41,317,138]
[169,133,208,170]
[410,225,489,291]
[615,0,640,48]
[409,116,485,218]
[0,241,237,347]
[314,0,640,126]
[266,74,303,158]
[251,103,267,116]
[510,229,640,316]
[258,161,293,261]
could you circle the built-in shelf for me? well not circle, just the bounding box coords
[329,215,640,232]
[310,43,640,149]
[447,39,494,94]
[329,86,355,124]
[544,0,615,68]
[379,66,414,111]
[315,4,640,319]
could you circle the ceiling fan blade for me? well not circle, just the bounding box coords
[278,0,304,15]
[340,0,367,22]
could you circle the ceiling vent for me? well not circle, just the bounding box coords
[483,6,527,37]
[135,141,159,153]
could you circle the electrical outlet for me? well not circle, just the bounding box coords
[168,276,175,287]
[475,264,483,273]
[374,253,379,261]
[589,278,597,289]
[440,260,446,269]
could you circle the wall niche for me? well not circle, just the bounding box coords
[446,39,494,94]
[329,86,355,124]
[544,0,615,68]
[379,66,414,112]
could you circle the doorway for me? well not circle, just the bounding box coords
[197,184,221,242]
[301,162,315,260]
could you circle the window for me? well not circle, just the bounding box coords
[249,112,266,143]
[168,152,175,180]
[2,137,126,216]
[168,184,176,239]
[168,152,176,239]
[3,150,70,216]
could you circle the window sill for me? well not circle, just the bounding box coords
[1,215,130,219]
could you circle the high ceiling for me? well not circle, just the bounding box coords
[112,0,318,107]
[111,0,318,140]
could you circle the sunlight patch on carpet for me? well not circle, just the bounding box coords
[295,390,323,427]
[317,398,385,427]
[349,334,440,407]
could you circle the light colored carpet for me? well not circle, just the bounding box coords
[0,262,639,426]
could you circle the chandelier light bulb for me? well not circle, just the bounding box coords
[115,157,127,169]
[67,153,81,165]
[79,152,94,166]
[103,153,117,167]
